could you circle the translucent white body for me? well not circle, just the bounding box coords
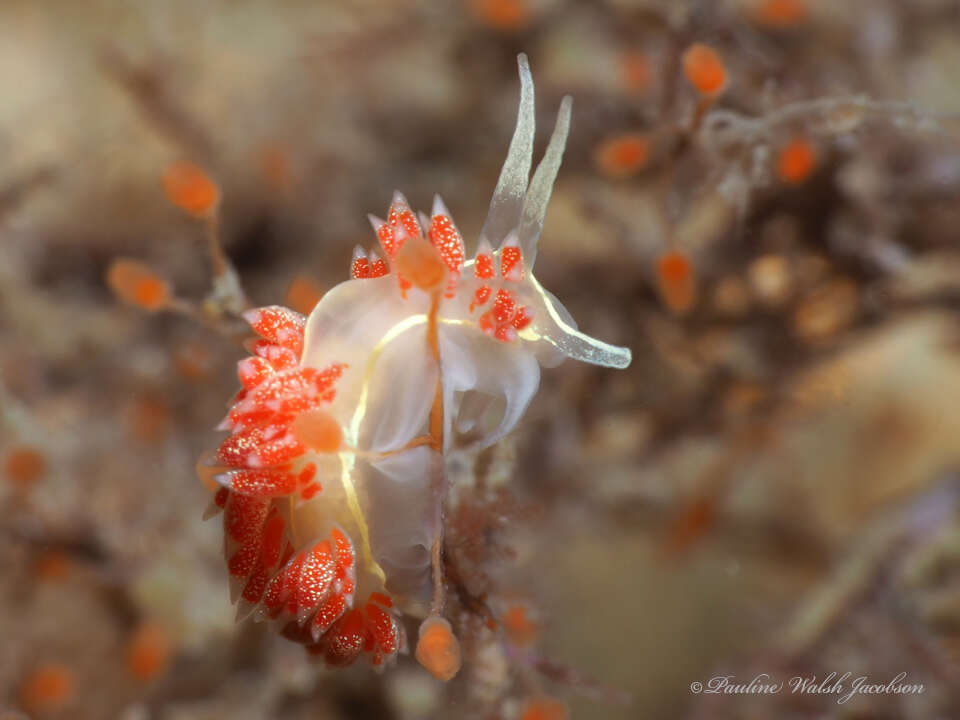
[292,55,632,615]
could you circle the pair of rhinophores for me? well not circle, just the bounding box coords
[204,54,632,672]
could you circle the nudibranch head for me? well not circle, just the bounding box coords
[302,53,631,454]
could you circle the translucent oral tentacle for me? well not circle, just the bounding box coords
[478,52,536,253]
[515,95,572,269]
[527,274,632,368]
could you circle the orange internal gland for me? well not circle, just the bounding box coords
[285,273,325,315]
[471,0,529,31]
[106,258,172,312]
[520,697,569,720]
[395,234,447,291]
[126,622,171,682]
[415,616,462,681]
[595,133,651,179]
[20,663,75,714]
[621,51,652,93]
[777,137,816,184]
[292,409,343,454]
[4,445,46,488]
[656,250,697,316]
[754,0,807,28]
[163,160,220,218]
[681,43,728,97]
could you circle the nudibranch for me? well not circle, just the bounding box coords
[203,54,631,673]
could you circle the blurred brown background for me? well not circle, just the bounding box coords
[3,0,960,718]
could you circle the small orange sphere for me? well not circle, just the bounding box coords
[126,622,172,682]
[106,259,171,312]
[520,697,568,720]
[656,251,697,316]
[260,144,293,191]
[130,394,171,444]
[415,616,462,681]
[621,51,652,93]
[163,160,219,217]
[594,133,651,179]
[4,445,46,488]
[682,43,728,96]
[33,550,71,582]
[503,603,538,648]
[470,0,529,31]
[777,138,816,184]
[20,663,74,714]
[173,340,215,382]
[285,273,325,315]
[754,0,808,28]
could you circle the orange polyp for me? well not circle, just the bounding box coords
[754,0,807,27]
[503,603,538,647]
[668,495,717,552]
[415,616,461,681]
[260,144,292,191]
[285,273,325,315]
[656,250,697,316]
[126,622,172,682]
[777,137,816,184]
[20,663,74,714]
[173,340,214,382]
[34,550,70,582]
[595,133,651,179]
[471,0,529,31]
[130,394,171,444]
[621,51,652,93]
[395,235,447,291]
[292,409,343,454]
[681,43,728,96]
[163,160,219,218]
[4,445,46,488]
[106,259,171,312]
[520,697,569,720]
